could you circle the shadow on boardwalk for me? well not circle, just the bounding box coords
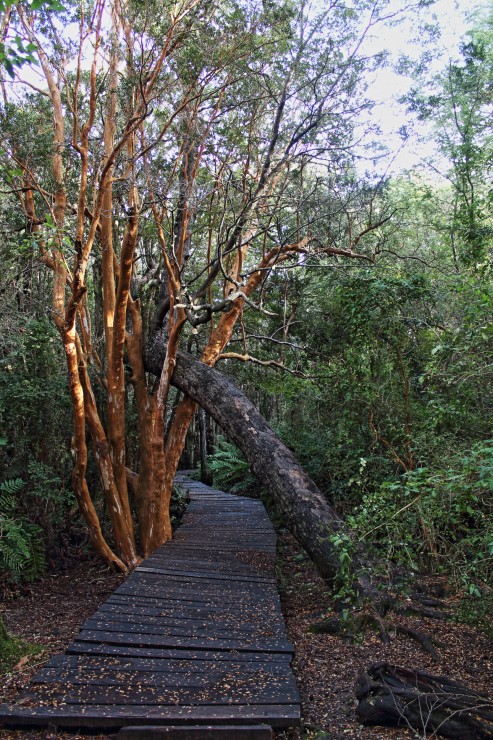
[0,475,301,738]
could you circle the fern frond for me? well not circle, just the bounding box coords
[208,438,254,492]
[0,493,16,514]
[0,478,24,496]
[0,511,44,581]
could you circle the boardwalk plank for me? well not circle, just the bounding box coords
[114,587,282,607]
[22,681,299,705]
[112,584,279,616]
[0,704,301,729]
[66,644,292,663]
[119,574,281,592]
[90,611,286,635]
[82,619,286,640]
[36,659,292,678]
[141,556,270,571]
[135,567,276,584]
[46,653,288,668]
[76,629,294,654]
[32,670,297,695]
[117,725,273,739]
[104,597,283,619]
[95,610,285,632]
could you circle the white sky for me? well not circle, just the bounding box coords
[360,0,487,176]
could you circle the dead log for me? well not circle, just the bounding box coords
[355,663,493,738]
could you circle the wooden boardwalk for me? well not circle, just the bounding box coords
[0,475,301,737]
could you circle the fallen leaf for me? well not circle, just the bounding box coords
[14,655,30,670]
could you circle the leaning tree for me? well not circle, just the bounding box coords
[0,0,403,576]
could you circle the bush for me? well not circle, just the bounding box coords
[347,440,493,601]
[0,613,43,672]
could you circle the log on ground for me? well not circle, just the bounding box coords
[355,662,493,738]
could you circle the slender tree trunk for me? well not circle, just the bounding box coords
[75,337,138,567]
[198,408,212,485]
[66,328,126,571]
[125,298,157,548]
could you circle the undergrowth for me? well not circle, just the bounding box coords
[335,440,493,627]
[0,478,45,582]
[170,484,190,528]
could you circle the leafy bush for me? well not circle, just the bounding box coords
[347,440,493,600]
[170,484,190,527]
[208,438,254,492]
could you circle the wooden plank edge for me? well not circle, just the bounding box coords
[65,643,293,662]
[117,724,273,739]
[135,568,276,584]
[0,703,301,729]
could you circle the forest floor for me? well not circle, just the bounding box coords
[0,531,492,739]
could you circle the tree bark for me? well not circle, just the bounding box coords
[146,346,358,585]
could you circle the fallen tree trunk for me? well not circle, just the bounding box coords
[146,346,370,587]
[356,663,493,738]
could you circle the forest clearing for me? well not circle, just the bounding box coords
[0,0,492,736]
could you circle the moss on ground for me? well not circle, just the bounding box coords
[0,613,43,673]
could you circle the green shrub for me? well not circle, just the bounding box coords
[347,440,493,601]
[0,316,74,574]
[170,484,190,527]
[0,613,43,673]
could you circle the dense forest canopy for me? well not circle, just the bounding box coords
[0,0,491,626]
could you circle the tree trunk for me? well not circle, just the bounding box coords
[198,407,213,485]
[146,346,365,586]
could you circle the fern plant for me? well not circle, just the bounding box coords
[208,438,254,492]
[0,478,45,581]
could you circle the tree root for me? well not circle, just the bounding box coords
[395,625,438,659]
[410,592,447,609]
[310,595,447,658]
[396,603,449,620]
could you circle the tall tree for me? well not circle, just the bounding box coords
[407,24,493,267]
